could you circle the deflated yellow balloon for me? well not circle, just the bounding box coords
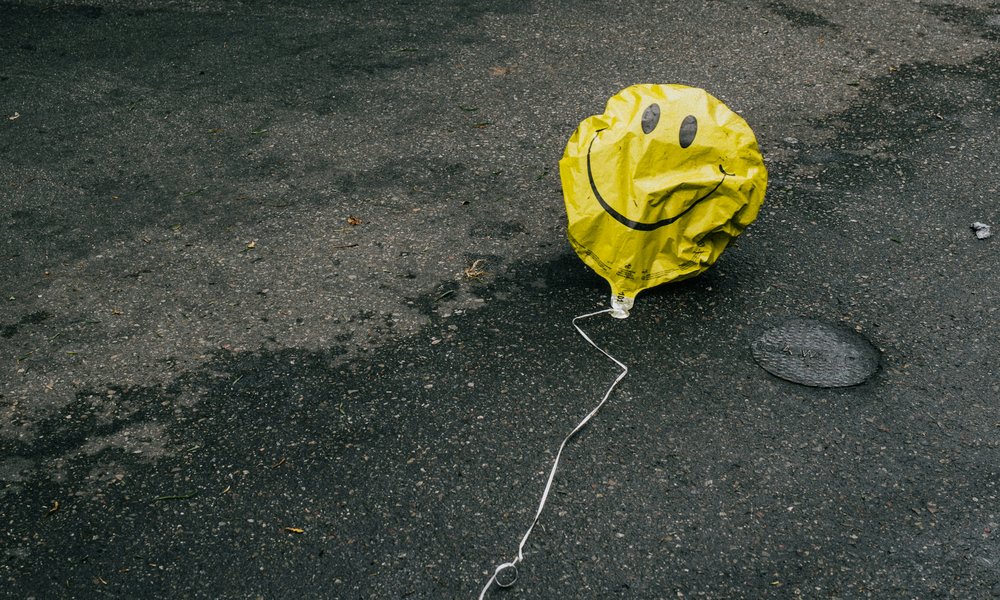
[560,84,767,317]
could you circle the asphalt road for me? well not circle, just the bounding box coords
[2,1,998,598]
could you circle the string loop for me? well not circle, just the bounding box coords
[478,308,628,598]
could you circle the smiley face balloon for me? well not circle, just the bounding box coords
[560,84,766,317]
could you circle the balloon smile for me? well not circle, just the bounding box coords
[587,132,729,231]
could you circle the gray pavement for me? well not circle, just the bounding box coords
[1,0,998,598]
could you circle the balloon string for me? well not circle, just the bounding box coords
[478,307,629,599]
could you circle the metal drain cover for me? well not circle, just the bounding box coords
[751,319,880,387]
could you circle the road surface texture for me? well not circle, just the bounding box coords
[1,0,998,598]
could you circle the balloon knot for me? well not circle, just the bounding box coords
[610,294,633,318]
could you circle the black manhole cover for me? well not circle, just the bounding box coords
[751,319,880,387]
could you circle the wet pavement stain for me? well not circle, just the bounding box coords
[930,3,1000,42]
[1,310,51,338]
[767,1,841,29]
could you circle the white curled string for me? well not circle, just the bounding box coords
[478,307,628,599]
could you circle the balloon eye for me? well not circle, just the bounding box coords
[679,115,698,148]
[641,103,660,134]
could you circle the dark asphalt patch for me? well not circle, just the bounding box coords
[766,1,841,29]
[1,310,51,338]
[929,3,1000,42]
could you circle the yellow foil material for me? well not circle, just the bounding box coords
[560,84,767,316]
